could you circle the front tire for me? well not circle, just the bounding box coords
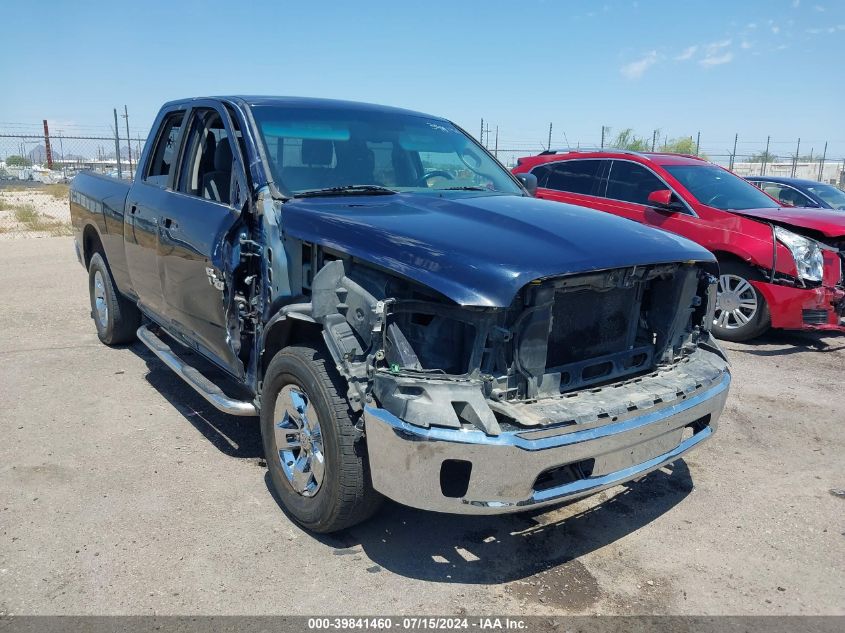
[260,344,382,533]
[88,252,141,345]
[712,261,771,342]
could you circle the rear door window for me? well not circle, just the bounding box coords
[605,160,666,205]
[144,112,185,186]
[543,160,602,195]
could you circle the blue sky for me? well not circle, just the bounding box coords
[2,0,844,160]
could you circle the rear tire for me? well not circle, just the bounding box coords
[88,252,141,345]
[712,261,771,342]
[260,344,382,533]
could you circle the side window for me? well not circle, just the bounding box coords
[144,112,185,186]
[544,160,601,195]
[760,183,811,207]
[605,160,666,205]
[178,109,234,205]
[530,164,551,188]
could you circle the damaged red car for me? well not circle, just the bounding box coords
[513,151,845,341]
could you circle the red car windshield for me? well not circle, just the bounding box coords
[665,164,779,211]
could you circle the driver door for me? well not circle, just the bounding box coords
[588,160,701,240]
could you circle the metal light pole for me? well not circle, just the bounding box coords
[113,108,122,179]
[817,142,827,181]
[730,133,738,171]
[122,105,133,174]
[791,138,801,178]
[761,136,770,176]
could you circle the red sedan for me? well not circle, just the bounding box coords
[513,150,845,341]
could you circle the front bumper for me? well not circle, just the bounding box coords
[365,357,730,515]
[753,281,845,332]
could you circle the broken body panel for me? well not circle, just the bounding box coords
[70,96,730,515]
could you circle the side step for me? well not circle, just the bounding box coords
[137,325,258,417]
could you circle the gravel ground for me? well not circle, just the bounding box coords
[0,237,842,616]
[0,187,71,240]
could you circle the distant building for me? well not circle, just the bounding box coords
[732,161,843,186]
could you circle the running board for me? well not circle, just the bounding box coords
[136,326,258,417]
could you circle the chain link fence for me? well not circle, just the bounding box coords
[0,131,147,239]
[2,118,844,239]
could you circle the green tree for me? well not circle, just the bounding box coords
[608,128,652,151]
[5,155,32,167]
[748,150,778,163]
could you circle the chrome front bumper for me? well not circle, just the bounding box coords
[365,370,730,515]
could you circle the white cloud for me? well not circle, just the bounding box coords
[700,52,734,67]
[620,50,659,79]
[814,4,826,11]
[792,0,800,6]
[771,24,781,34]
[704,39,732,54]
[675,45,698,60]
[741,40,753,49]
[747,22,758,29]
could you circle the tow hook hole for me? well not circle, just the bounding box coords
[534,459,595,492]
[440,459,472,498]
[683,414,711,440]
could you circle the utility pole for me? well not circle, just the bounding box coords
[761,135,770,176]
[113,108,122,179]
[479,118,484,144]
[651,129,658,152]
[601,126,608,148]
[730,133,738,171]
[494,126,499,158]
[42,120,53,169]
[792,138,801,178]
[122,105,133,174]
[818,141,827,181]
[695,131,701,156]
[547,123,553,151]
[58,132,66,180]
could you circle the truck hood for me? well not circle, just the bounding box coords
[281,192,713,307]
[730,206,845,238]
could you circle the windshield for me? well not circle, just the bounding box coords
[665,164,779,210]
[806,183,845,210]
[250,105,522,196]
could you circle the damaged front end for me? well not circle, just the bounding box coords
[305,256,730,513]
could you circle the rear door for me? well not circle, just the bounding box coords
[158,104,246,375]
[533,159,605,207]
[125,109,186,320]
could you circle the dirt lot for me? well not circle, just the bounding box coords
[0,184,72,239]
[0,237,843,616]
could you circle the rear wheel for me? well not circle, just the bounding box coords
[712,261,771,342]
[88,252,141,345]
[260,344,382,533]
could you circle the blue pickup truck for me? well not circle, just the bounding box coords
[70,96,730,532]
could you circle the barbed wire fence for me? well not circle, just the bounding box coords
[477,120,845,186]
[2,113,844,239]
[0,111,149,238]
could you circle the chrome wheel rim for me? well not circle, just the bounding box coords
[273,385,325,497]
[93,270,108,328]
[714,273,758,330]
